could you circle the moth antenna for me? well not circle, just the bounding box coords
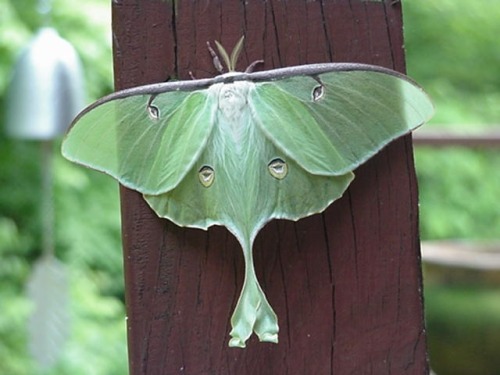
[229,36,245,71]
[207,41,225,73]
[245,59,264,73]
[214,40,232,72]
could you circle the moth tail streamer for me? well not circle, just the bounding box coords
[229,235,279,348]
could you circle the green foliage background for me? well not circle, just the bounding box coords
[404,1,500,374]
[0,0,498,373]
[1,1,126,374]
[405,0,500,241]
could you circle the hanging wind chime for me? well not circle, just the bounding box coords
[5,0,84,368]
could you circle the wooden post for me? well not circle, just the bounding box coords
[113,1,428,373]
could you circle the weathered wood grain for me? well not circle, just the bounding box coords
[113,1,428,373]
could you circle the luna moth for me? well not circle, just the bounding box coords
[62,38,433,348]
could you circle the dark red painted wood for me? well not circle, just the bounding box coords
[113,1,428,374]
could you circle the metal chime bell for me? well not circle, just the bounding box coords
[5,26,83,139]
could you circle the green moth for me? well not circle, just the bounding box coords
[62,38,433,348]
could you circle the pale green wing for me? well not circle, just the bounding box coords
[248,69,433,176]
[145,102,354,348]
[62,89,217,195]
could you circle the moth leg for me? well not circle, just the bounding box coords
[206,41,225,73]
[244,59,264,73]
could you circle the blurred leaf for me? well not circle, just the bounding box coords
[8,0,45,31]
[425,284,500,375]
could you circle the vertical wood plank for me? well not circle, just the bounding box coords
[112,0,428,373]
